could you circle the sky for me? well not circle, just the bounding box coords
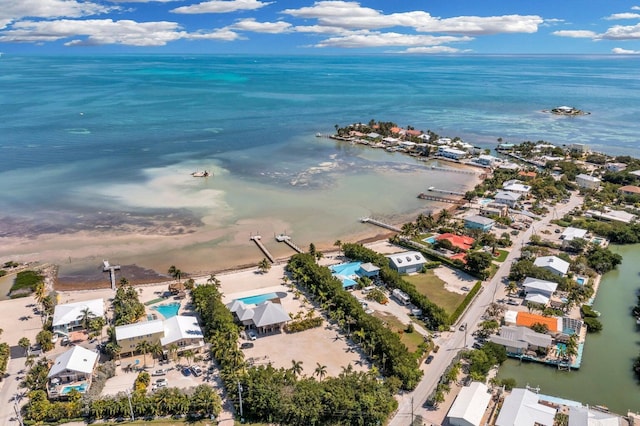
[1,0,640,55]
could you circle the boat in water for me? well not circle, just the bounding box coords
[191,170,211,178]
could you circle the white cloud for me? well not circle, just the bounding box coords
[0,0,114,23]
[230,18,291,33]
[185,28,240,41]
[282,1,542,35]
[315,31,472,48]
[552,30,597,38]
[293,24,352,35]
[605,13,640,20]
[632,6,640,11]
[612,47,640,54]
[172,0,272,14]
[0,19,186,46]
[401,45,462,54]
[600,23,640,39]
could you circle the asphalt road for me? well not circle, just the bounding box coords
[389,191,583,425]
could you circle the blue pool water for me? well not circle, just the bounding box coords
[422,236,437,244]
[238,292,279,305]
[576,277,586,285]
[154,302,180,319]
[479,198,494,205]
[61,383,88,395]
[330,262,362,276]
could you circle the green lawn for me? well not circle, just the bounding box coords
[373,312,425,353]
[493,249,509,262]
[404,270,466,316]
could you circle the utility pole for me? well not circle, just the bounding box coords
[238,381,244,420]
[411,396,414,425]
[125,389,134,421]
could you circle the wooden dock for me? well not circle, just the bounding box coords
[360,217,401,233]
[427,187,465,196]
[429,165,481,175]
[250,235,275,263]
[417,193,464,204]
[102,260,121,291]
[275,234,304,253]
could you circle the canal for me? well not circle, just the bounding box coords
[497,244,640,414]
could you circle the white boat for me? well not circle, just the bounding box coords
[191,170,211,178]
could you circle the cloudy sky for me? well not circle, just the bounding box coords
[2,0,640,54]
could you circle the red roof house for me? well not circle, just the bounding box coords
[436,233,475,251]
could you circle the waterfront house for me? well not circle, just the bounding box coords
[437,146,467,160]
[115,320,165,355]
[534,256,570,277]
[522,277,558,306]
[436,233,475,251]
[605,162,627,172]
[52,298,105,336]
[502,180,532,195]
[576,173,601,190]
[463,215,495,232]
[618,185,640,196]
[494,191,521,208]
[585,209,636,223]
[358,262,380,278]
[568,405,621,425]
[446,382,492,426]
[387,251,426,274]
[489,326,552,355]
[518,170,537,179]
[497,162,520,171]
[47,345,98,399]
[496,143,515,151]
[495,388,556,426]
[160,315,205,354]
[630,169,640,178]
[475,154,499,166]
[569,143,590,153]
[560,227,588,249]
[480,202,509,218]
[227,300,290,334]
[516,312,560,333]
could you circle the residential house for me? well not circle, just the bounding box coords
[475,154,499,167]
[569,143,590,153]
[516,312,561,334]
[618,185,640,196]
[436,233,475,251]
[518,170,537,179]
[585,209,636,223]
[489,326,552,355]
[446,382,492,426]
[522,277,558,306]
[629,170,640,178]
[437,146,467,160]
[387,251,426,274]
[494,191,521,208]
[576,173,601,190]
[480,202,509,218]
[115,320,165,355]
[495,388,557,426]
[560,227,588,249]
[47,346,99,399]
[464,215,495,232]
[160,315,205,354]
[568,405,622,426]
[358,262,381,278]
[227,300,290,334]
[502,180,531,195]
[52,298,105,336]
[534,256,570,277]
[497,162,520,171]
[605,162,627,172]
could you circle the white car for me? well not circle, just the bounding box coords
[247,330,257,341]
[154,378,168,388]
[152,369,166,376]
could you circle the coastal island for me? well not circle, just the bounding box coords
[543,105,591,116]
[2,121,640,425]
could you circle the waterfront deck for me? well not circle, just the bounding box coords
[417,193,464,204]
[427,186,465,196]
[359,217,401,233]
[275,234,304,253]
[250,235,275,263]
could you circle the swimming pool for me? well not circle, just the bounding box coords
[330,262,362,276]
[478,198,494,205]
[576,277,587,286]
[154,302,180,319]
[422,236,437,244]
[237,292,285,305]
[60,383,88,395]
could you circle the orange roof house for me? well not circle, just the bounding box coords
[406,129,423,137]
[618,185,640,195]
[449,253,468,263]
[516,312,559,332]
[390,126,403,134]
[436,233,475,251]
[518,171,538,179]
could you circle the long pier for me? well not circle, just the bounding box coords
[427,187,465,196]
[429,164,481,175]
[102,260,121,291]
[360,217,402,233]
[417,193,464,204]
[275,234,304,253]
[250,235,275,263]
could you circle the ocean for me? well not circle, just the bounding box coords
[1,55,639,275]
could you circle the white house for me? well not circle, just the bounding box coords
[534,256,570,277]
[560,227,588,248]
[48,346,99,398]
[387,251,426,274]
[160,315,205,353]
[568,405,621,426]
[522,277,558,306]
[52,298,105,335]
[494,191,522,208]
[438,146,467,160]
[576,173,601,190]
[227,300,290,334]
[495,388,556,426]
[605,162,627,172]
[629,170,640,178]
[585,209,636,224]
[569,143,590,153]
[446,382,492,426]
[476,154,499,166]
[502,180,531,195]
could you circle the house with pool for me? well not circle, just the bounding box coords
[52,298,105,336]
[463,215,495,232]
[227,298,290,334]
[115,315,204,357]
[330,261,380,290]
[47,345,98,399]
[534,256,570,277]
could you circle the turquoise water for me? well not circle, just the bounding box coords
[498,244,640,414]
[478,198,494,205]
[238,292,279,305]
[576,277,586,285]
[154,303,180,319]
[61,383,88,395]
[330,262,362,276]
[423,236,437,244]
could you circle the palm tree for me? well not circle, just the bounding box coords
[206,274,221,288]
[507,281,518,296]
[118,277,129,288]
[168,265,182,282]
[182,349,195,366]
[149,342,163,367]
[135,340,152,368]
[18,337,30,356]
[334,240,342,256]
[77,307,96,331]
[290,360,304,377]
[166,343,179,361]
[258,258,271,274]
[437,208,451,225]
[314,363,327,381]
[34,282,46,309]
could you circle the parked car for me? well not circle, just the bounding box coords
[240,342,254,349]
[190,366,203,377]
[507,298,519,306]
[61,337,70,346]
[182,367,192,376]
[155,378,168,388]
[461,286,470,291]
[247,330,257,341]
[425,355,434,364]
[152,369,166,376]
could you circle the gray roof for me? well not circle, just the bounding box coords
[495,191,522,201]
[464,215,496,226]
[359,262,380,273]
[534,256,570,275]
[523,277,558,294]
[251,301,290,328]
[568,406,621,426]
[496,388,556,426]
[525,293,550,305]
[489,335,528,350]
[226,300,246,313]
[497,326,552,348]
